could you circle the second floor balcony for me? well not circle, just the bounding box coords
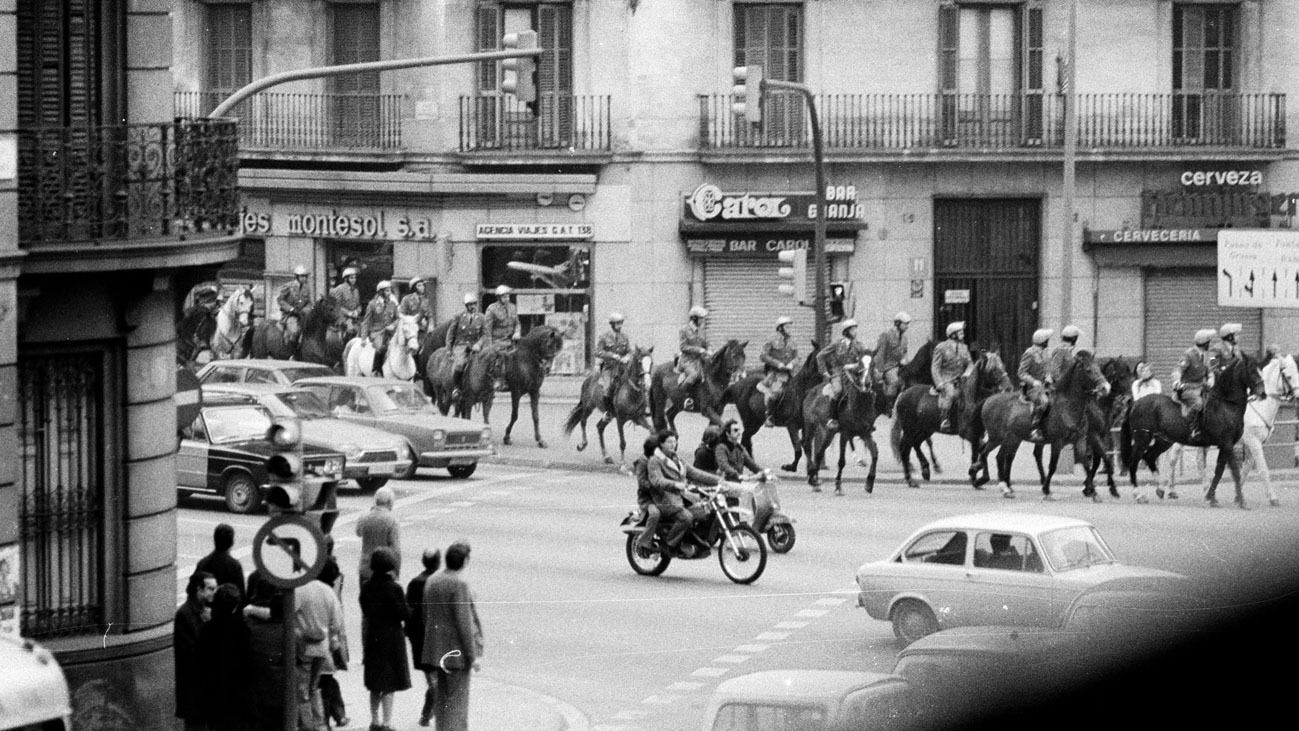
[700,92,1287,158]
[458,94,613,162]
[174,91,405,155]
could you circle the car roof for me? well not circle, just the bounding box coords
[201,358,312,369]
[203,382,292,395]
[910,512,1093,535]
[294,376,424,388]
[710,670,905,703]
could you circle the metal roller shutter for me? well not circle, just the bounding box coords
[704,259,820,366]
[1144,269,1262,381]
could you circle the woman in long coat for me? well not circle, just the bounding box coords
[359,546,411,731]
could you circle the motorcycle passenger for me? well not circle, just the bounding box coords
[632,435,663,558]
[647,430,721,558]
[693,425,724,474]
[758,317,799,428]
[715,419,763,482]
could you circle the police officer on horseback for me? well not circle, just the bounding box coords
[1048,324,1082,382]
[1172,328,1216,443]
[361,281,399,375]
[816,319,870,430]
[931,321,974,434]
[595,312,632,409]
[330,267,362,336]
[277,264,313,324]
[1212,323,1243,371]
[676,306,710,411]
[400,277,435,333]
[484,285,521,347]
[759,317,799,428]
[873,312,912,416]
[446,292,486,397]
[1018,328,1054,443]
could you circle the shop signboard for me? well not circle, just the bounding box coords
[1218,230,1299,308]
[475,223,594,240]
[682,183,867,225]
[685,235,856,256]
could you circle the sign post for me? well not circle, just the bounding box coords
[1218,230,1299,308]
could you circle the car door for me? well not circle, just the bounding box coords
[898,530,971,624]
[176,414,210,489]
[965,531,1055,626]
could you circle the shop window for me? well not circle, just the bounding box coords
[328,240,394,303]
[480,244,590,374]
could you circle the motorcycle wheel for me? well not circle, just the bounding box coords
[625,534,671,577]
[717,525,767,585]
[766,524,796,554]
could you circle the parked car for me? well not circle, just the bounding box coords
[197,358,334,386]
[202,383,414,491]
[177,399,345,513]
[292,377,493,479]
[0,635,72,731]
[702,670,918,731]
[854,512,1183,645]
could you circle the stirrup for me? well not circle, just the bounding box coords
[1029,428,1045,443]
[682,397,695,411]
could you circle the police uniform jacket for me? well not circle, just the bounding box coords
[361,294,398,336]
[818,338,869,377]
[595,330,631,370]
[1017,345,1051,388]
[277,280,312,314]
[483,301,519,344]
[931,339,973,385]
[1210,342,1240,372]
[873,327,909,372]
[399,292,433,320]
[679,322,709,360]
[761,335,798,372]
[330,283,361,317]
[1047,344,1077,382]
[446,311,486,348]
[1173,346,1212,385]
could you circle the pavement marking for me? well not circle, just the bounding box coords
[666,681,703,692]
[755,631,790,641]
[796,608,830,618]
[445,500,477,508]
[691,667,729,678]
[775,620,810,629]
[815,597,847,606]
[612,710,648,721]
[733,644,770,653]
[712,654,750,664]
[641,695,680,705]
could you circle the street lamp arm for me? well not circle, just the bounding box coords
[207,48,543,118]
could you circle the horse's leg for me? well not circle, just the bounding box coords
[1228,443,1247,509]
[805,428,822,491]
[1032,443,1047,486]
[863,435,879,494]
[924,437,944,474]
[996,440,1020,498]
[900,436,919,488]
[834,433,847,496]
[1243,434,1278,506]
[966,433,989,488]
[529,390,546,448]
[1042,442,1064,499]
[781,425,802,473]
[1205,444,1230,508]
[615,418,628,465]
[595,411,614,464]
[503,391,522,445]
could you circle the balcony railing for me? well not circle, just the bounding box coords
[459,94,611,152]
[700,92,1286,151]
[174,91,404,151]
[17,119,241,247]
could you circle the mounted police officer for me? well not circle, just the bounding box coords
[1212,322,1243,371]
[758,317,799,428]
[873,311,912,415]
[1018,328,1054,443]
[595,312,632,409]
[1048,324,1082,383]
[329,267,362,336]
[445,292,486,397]
[676,306,710,411]
[931,321,974,434]
[1172,328,1217,443]
[483,285,521,348]
[816,319,870,430]
[277,264,312,324]
[360,280,399,375]
[400,277,435,333]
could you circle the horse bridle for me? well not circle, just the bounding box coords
[1248,356,1294,435]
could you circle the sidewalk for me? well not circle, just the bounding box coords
[332,671,582,731]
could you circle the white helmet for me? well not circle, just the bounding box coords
[946,321,965,337]
[689,306,708,319]
[1032,328,1054,345]
[341,267,359,279]
[1061,324,1082,340]
[495,284,513,296]
[463,292,479,304]
[608,312,625,323]
[292,264,308,277]
[1219,322,1242,338]
[1194,328,1216,345]
[840,319,858,333]
[409,276,424,288]
[894,311,912,324]
[376,280,392,291]
[776,316,794,329]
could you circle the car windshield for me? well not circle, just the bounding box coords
[1039,526,1116,571]
[203,406,272,444]
[711,702,827,731]
[275,390,332,419]
[283,365,334,382]
[368,384,433,412]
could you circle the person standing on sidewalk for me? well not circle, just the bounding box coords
[175,571,217,731]
[357,486,402,588]
[406,549,443,726]
[422,542,484,731]
[360,547,411,731]
[296,573,344,731]
[196,523,245,599]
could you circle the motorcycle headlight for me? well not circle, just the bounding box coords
[339,443,362,460]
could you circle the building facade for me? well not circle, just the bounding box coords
[1,0,241,728]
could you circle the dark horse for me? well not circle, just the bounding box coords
[563,346,655,464]
[455,326,565,447]
[1043,356,1135,499]
[649,340,748,432]
[896,339,951,474]
[802,359,891,494]
[979,351,1109,500]
[246,310,303,360]
[890,348,1012,488]
[416,320,453,397]
[295,295,343,370]
[1124,353,1264,508]
[176,303,218,368]
[722,343,820,474]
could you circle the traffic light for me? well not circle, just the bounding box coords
[264,415,305,511]
[502,30,538,110]
[829,282,848,322]
[777,248,807,303]
[731,64,764,124]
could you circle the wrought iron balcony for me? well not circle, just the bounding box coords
[17,119,241,248]
[700,92,1286,152]
[459,94,611,153]
[174,91,404,151]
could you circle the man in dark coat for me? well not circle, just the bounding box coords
[196,523,245,599]
[422,542,484,731]
[406,549,443,726]
[174,570,217,730]
[198,583,257,731]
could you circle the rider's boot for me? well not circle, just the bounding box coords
[1029,410,1045,443]
[682,380,697,411]
[763,394,778,428]
[1188,411,1204,443]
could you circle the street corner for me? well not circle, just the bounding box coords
[470,676,589,731]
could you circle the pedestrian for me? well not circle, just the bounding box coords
[198,583,257,731]
[242,570,288,731]
[175,570,217,731]
[422,542,484,731]
[361,546,411,731]
[406,549,443,726]
[296,570,344,731]
[317,545,350,730]
[715,418,764,481]
[196,522,246,600]
[356,486,402,587]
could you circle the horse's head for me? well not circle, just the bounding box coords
[1101,357,1135,397]
[1220,352,1266,403]
[392,314,422,353]
[973,350,1013,396]
[222,286,254,326]
[1262,350,1299,401]
[524,325,565,360]
[626,345,654,393]
[1062,350,1109,400]
[712,340,748,385]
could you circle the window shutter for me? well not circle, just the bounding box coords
[1021,2,1043,144]
[938,3,959,144]
[476,4,501,94]
[537,3,573,145]
[206,5,252,96]
[331,3,381,146]
[17,0,102,128]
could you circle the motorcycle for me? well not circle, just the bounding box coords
[620,482,768,585]
[737,472,796,554]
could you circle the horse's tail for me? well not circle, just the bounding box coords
[562,400,586,437]
[890,407,904,465]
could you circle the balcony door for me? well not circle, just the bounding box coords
[331,2,381,147]
[1173,4,1237,144]
[938,2,1043,147]
[475,2,573,149]
[734,3,803,146]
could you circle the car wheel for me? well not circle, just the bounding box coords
[223,471,262,514]
[356,477,389,492]
[447,463,477,479]
[891,600,938,646]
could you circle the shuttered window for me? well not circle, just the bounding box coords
[1172,4,1237,141]
[936,1,1043,146]
[206,4,252,97]
[474,2,574,146]
[1144,270,1260,383]
[16,0,106,128]
[537,3,573,144]
[331,2,381,146]
[734,3,803,144]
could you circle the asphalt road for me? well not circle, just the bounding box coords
[177,461,1299,730]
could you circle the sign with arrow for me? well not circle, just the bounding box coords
[1218,230,1299,308]
[252,514,327,589]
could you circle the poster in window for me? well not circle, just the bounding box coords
[482,245,590,290]
[516,293,555,316]
[546,312,588,375]
[0,545,17,638]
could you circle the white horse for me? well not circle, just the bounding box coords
[1239,352,1299,506]
[382,314,421,380]
[342,336,377,377]
[210,287,254,360]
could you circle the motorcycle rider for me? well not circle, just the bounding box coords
[715,419,765,482]
[632,435,663,558]
[647,430,721,558]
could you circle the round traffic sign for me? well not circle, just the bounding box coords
[252,514,327,589]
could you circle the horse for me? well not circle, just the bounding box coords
[176,302,218,367]
[415,320,453,396]
[802,356,890,494]
[982,350,1106,501]
[296,295,343,371]
[1034,356,1134,501]
[895,339,950,474]
[563,346,655,464]
[1124,353,1265,508]
[246,308,303,361]
[1237,351,1299,507]
[722,343,820,474]
[497,326,565,446]
[890,348,1013,489]
[210,286,254,360]
[648,340,748,432]
[382,314,422,381]
[342,336,378,377]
